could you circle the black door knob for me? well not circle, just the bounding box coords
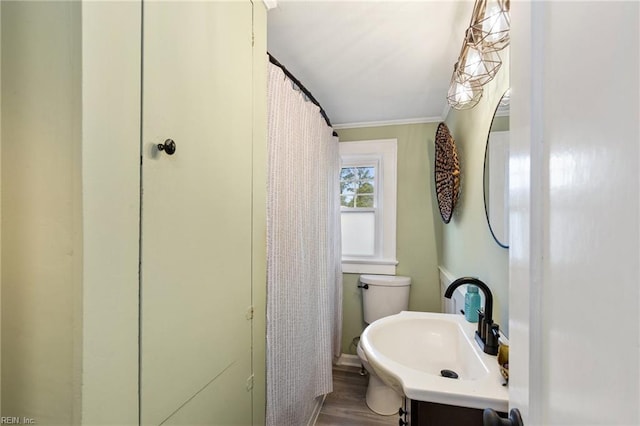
[157,139,176,155]
[483,408,523,426]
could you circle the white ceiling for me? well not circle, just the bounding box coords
[267,0,474,128]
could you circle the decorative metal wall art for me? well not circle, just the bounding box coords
[434,122,461,223]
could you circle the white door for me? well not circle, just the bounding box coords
[509,2,639,425]
[140,2,254,424]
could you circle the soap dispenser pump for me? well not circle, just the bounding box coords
[464,285,481,323]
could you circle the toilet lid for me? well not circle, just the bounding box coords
[360,274,411,287]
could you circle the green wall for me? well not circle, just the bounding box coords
[441,51,510,335]
[337,51,510,350]
[2,2,84,422]
[251,2,268,424]
[337,123,443,353]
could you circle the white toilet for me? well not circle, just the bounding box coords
[356,274,411,415]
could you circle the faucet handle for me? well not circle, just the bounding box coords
[491,323,499,336]
[477,310,485,337]
[485,324,500,355]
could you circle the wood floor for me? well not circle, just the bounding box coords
[315,365,399,426]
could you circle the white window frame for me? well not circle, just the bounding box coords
[340,139,398,275]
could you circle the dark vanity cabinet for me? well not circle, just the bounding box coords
[402,399,507,426]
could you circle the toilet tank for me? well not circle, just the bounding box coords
[360,275,411,324]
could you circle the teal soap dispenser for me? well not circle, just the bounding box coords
[464,285,481,323]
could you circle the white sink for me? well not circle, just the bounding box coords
[360,311,508,411]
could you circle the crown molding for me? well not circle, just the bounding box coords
[333,116,443,130]
[263,0,278,10]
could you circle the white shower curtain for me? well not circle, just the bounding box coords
[266,63,343,426]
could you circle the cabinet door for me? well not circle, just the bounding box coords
[140,2,254,424]
[410,400,497,426]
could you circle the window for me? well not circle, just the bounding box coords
[340,163,378,257]
[339,139,397,274]
[340,166,376,209]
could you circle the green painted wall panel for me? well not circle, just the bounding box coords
[251,2,268,424]
[337,123,442,352]
[163,351,253,426]
[1,2,83,423]
[442,50,510,335]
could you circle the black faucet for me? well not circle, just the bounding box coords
[444,277,500,356]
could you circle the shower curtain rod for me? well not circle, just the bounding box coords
[268,53,339,137]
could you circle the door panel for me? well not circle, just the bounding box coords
[141,2,253,424]
[510,2,640,425]
[162,351,253,426]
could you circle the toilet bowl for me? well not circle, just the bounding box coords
[356,274,411,415]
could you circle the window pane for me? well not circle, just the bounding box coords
[341,212,375,256]
[340,167,357,181]
[340,167,375,199]
[355,194,374,207]
[360,166,375,179]
[340,181,356,196]
[357,181,374,195]
[340,195,354,207]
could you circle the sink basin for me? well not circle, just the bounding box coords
[360,311,508,411]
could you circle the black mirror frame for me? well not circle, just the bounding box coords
[483,90,510,249]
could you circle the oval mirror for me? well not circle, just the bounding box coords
[483,89,510,248]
